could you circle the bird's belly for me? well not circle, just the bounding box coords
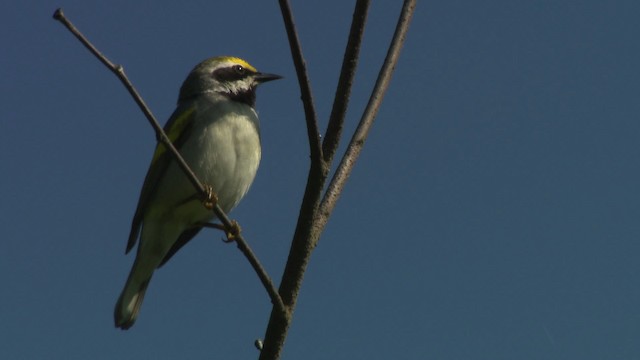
[154,110,261,224]
[193,114,261,211]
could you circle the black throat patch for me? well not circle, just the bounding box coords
[224,88,257,107]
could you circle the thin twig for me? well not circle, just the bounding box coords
[257,3,334,359]
[278,0,323,163]
[201,224,285,313]
[274,1,330,312]
[322,0,370,164]
[317,0,417,232]
[52,8,286,316]
[52,9,203,197]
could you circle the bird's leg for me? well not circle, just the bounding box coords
[199,185,241,242]
[202,184,218,210]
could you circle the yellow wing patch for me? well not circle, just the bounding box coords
[151,106,196,164]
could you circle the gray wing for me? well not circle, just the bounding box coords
[125,102,198,253]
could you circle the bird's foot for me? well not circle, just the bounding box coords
[222,221,241,243]
[202,184,218,210]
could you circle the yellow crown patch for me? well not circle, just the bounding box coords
[213,56,258,72]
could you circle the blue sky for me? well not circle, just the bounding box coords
[2,1,640,359]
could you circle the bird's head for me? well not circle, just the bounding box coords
[179,56,281,107]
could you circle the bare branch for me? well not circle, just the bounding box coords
[260,1,415,359]
[256,3,332,359]
[201,223,286,314]
[277,0,323,163]
[52,9,205,202]
[52,8,286,316]
[322,0,370,165]
[317,0,417,230]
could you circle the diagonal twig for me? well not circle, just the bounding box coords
[53,9,203,197]
[52,8,286,316]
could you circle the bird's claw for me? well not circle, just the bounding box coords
[223,221,241,243]
[203,184,218,210]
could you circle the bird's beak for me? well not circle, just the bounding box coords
[255,72,283,83]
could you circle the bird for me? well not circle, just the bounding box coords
[114,56,281,330]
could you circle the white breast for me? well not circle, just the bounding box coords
[156,97,261,224]
[192,100,261,211]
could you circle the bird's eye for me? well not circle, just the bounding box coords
[234,65,245,75]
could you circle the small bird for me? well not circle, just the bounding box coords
[114,56,281,329]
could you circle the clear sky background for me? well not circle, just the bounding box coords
[2,1,640,359]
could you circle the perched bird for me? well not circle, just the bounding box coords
[114,56,281,329]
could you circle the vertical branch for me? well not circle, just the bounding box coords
[260,1,416,359]
[278,0,322,163]
[322,0,370,165]
[274,0,331,311]
[257,3,331,359]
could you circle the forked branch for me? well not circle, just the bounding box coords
[318,0,417,229]
[53,0,416,357]
[260,1,416,360]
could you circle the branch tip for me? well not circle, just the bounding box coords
[53,8,63,20]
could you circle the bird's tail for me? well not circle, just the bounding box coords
[114,258,153,330]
